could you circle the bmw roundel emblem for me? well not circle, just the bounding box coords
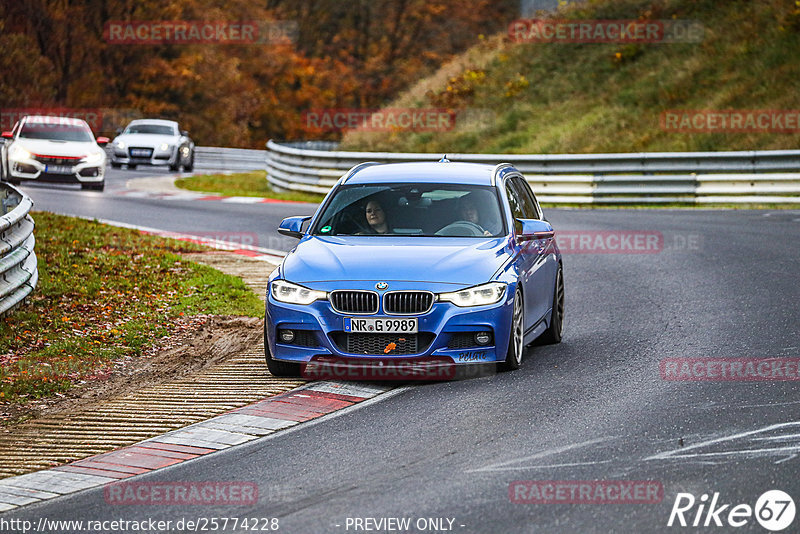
[376,282,389,290]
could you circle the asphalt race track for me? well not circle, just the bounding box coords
[6,169,800,533]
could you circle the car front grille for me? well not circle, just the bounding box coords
[330,333,435,355]
[34,155,80,165]
[383,291,434,315]
[330,291,379,314]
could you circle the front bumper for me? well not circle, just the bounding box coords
[111,146,177,166]
[266,287,515,366]
[7,156,105,184]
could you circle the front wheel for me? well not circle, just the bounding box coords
[498,287,524,372]
[538,265,564,345]
[265,339,301,377]
[183,152,194,172]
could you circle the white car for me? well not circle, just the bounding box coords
[110,119,194,172]
[0,115,108,191]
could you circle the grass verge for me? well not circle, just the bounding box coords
[0,212,264,404]
[175,171,323,203]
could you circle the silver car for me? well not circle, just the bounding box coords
[110,119,194,171]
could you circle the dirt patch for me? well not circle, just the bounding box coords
[0,315,264,428]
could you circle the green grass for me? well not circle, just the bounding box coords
[0,212,264,404]
[341,0,800,154]
[175,171,323,203]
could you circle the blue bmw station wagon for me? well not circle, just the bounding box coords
[265,160,564,377]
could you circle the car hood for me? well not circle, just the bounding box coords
[282,236,511,286]
[15,138,103,158]
[113,133,179,147]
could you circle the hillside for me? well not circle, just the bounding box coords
[341,0,800,154]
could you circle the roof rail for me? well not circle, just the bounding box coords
[341,161,381,184]
[491,163,515,186]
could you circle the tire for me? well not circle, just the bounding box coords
[498,287,524,372]
[111,162,122,169]
[183,152,194,172]
[265,337,301,377]
[81,182,105,191]
[538,265,565,345]
[128,164,137,170]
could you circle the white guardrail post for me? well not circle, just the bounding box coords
[264,140,800,204]
[0,183,38,317]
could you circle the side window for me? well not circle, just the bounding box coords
[512,177,540,220]
[505,181,525,234]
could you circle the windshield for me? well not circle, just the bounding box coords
[312,183,506,237]
[19,121,94,142]
[124,124,176,135]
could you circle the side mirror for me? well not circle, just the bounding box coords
[181,130,189,137]
[278,216,312,238]
[1,131,13,139]
[517,219,554,240]
[96,137,110,146]
[115,127,123,135]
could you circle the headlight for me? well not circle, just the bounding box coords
[84,152,104,164]
[115,141,125,149]
[159,143,171,151]
[438,282,506,307]
[9,145,32,161]
[271,280,327,305]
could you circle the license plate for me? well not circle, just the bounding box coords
[130,149,151,157]
[45,165,74,174]
[344,317,418,334]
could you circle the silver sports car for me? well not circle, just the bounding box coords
[110,119,194,172]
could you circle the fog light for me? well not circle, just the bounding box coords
[475,331,492,345]
[280,330,295,343]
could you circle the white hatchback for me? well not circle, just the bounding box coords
[1,115,108,191]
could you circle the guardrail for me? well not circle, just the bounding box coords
[0,183,38,317]
[194,146,267,172]
[265,140,800,204]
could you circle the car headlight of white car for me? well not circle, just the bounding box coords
[438,282,506,307]
[115,141,126,150]
[84,152,104,164]
[271,280,327,305]
[9,145,33,162]
[159,143,172,151]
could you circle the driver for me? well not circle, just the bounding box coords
[359,199,392,234]
[458,197,492,237]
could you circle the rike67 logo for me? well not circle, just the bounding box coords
[668,490,795,531]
